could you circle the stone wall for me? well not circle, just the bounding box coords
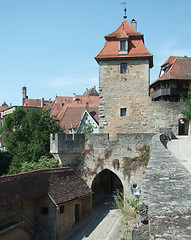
[133,134,191,239]
[99,59,151,139]
[57,195,92,239]
[35,195,56,239]
[98,59,187,138]
[50,133,154,197]
[150,101,185,135]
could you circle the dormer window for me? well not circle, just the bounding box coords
[120,40,126,50]
[119,40,128,55]
[159,63,170,77]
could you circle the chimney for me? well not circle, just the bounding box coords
[60,100,63,107]
[131,19,137,31]
[73,93,76,102]
[41,98,44,108]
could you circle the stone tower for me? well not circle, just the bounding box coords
[95,17,153,138]
[22,86,28,106]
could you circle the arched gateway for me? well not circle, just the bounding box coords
[91,169,123,203]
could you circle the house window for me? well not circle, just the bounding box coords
[41,207,49,215]
[120,63,127,73]
[60,206,65,214]
[120,108,127,117]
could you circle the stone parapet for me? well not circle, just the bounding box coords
[133,134,191,239]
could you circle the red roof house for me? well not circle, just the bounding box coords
[150,56,191,101]
[21,87,99,133]
[0,167,92,239]
[49,87,99,133]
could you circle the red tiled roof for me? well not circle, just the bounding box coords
[151,56,191,85]
[161,56,179,66]
[49,93,99,133]
[105,20,142,38]
[95,20,153,67]
[22,88,99,133]
[0,106,10,113]
[59,106,99,132]
[0,106,11,118]
[23,99,51,109]
[117,29,129,39]
[0,167,92,207]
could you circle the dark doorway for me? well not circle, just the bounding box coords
[178,118,189,135]
[91,169,123,204]
[75,204,80,223]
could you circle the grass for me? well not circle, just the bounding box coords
[114,191,140,239]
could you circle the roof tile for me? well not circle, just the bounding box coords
[152,56,191,84]
[0,167,92,207]
[95,20,153,67]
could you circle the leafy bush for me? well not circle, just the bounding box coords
[20,156,61,173]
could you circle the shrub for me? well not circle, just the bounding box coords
[114,191,140,239]
[123,144,150,177]
[112,159,120,170]
[104,149,112,159]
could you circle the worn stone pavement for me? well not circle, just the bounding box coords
[133,134,191,240]
[62,195,124,240]
[167,135,191,174]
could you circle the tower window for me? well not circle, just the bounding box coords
[120,108,127,116]
[120,63,127,73]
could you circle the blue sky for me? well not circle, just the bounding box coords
[0,0,191,106]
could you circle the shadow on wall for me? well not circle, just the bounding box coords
[91,169,123,204]
[178,118,189,135]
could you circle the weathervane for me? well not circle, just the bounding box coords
[120,1,127,19]
[124,8,127,19]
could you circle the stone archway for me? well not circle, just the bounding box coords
[178,118,189,135]
[91,169,123,204]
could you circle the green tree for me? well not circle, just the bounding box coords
[78,120,95,134]
[182,86,191,120]
[20,156,61,173]
[0,151,12,175]
[1,107,62,174]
